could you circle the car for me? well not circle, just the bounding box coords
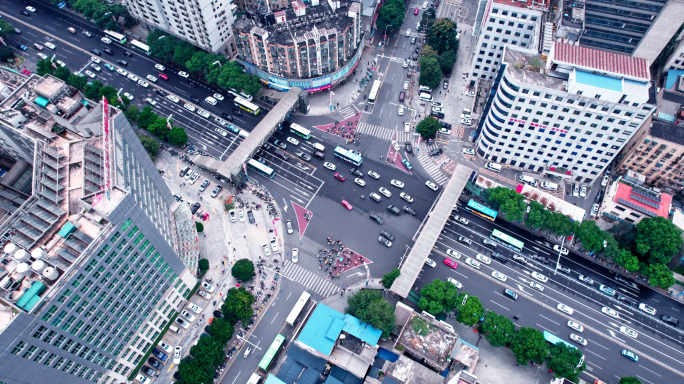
[558,265,571,274]
[197,290,210,299]
[466,91,475,97]
[184,103,196,112]
[578,275,594,285]
[532,271,548,283]
[428,148,443,157]
[190,202,200,214]
[446,249,461,259]
[390,179,404,188]
[136,374,151,384]
[84,70,96,79]
[387,205,400,215]
[567,320,584,332]
[175,317,190,329]
[622,349,638,362]
[123,92,134,101]
[415,7,419,15]
[123,50,133,57]
[579,185,587,198]
[81,30,93,37]
[232,108,243,116]
[512,254,527,264]
[529,281,544,291]
[117,59,128,66]
[601,306,619,318]
[368,171,380,179]
[402,159,413,170]
[492,271,507,282]
[557,304,574,315]
[476,253,491,264]
[378,187,392,198]
[619,326,638,339]
[201,282,215,292]
[458,236,472,245]
[173,346,182,364]
[369,212,384,224]
[398,106,405,116]
[269,238,279,253]
[157,341,173,354]
[154,64,166,71]
[638,303,656,316]
[178,71,189,78]
[104,63,115,71]
[661,315,679,327]
[569,334,587,346]
[215,118,227,127]
[261,243,271,256]
[334,173,345,181]
[291,248,299,263]
[405,28,411,37]
[425,181,439,191]
[211,185,222,198]
[482,238,498,249]
[273,139,286,149]
[287,137,299,146]
[16,43,28,51]
[141,366,158,377]
[399,192,413,203]
[350,168,364,178]
[405,142,413,153]
[146,74,157,82]
[354,178,366,187]
[601,175,609,187]
[238,209,245,222]
[617,294,636,307]
[127,73,139,82]
[411,36,416,44]
[599,284,616,297]
[379,236,393,247]
[197,109,210,118]
[199,180,210,192]
[102,48,114,55]
[323,162,336,171]
[186,303,201,314]
[432,106,444,113]
[553,244,569,255]
[286,220,294,234]
[462,148,475,155]
[465,257,481,269]
[213,93,224,101]
[424,258,437,268]
[90,64,101,72]
[26,6,36,12]
[151,348,169,363]
[116,68,128,76]
[159,73,169,80]
[444,258,457,268]
[403,60,409,68]
[502,289,518,301]
[138,80,149,88]
[20,9,31,16]
[447,277,463,289]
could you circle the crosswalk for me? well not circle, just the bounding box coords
[338,106,357,119]
[357,122,413,142]
[281,262,340,298]
[417,153,449,185]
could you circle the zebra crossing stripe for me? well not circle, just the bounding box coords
[282,262,339,297]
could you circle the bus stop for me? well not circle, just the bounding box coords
[390,165,474,298]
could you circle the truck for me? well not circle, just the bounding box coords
[540,181,558,191]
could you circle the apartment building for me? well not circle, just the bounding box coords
[124,0,237,56]
[476,42,656,183]
[0,72,197,384]
[601,177,673,224]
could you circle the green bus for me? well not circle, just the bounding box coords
[258,334,285,371]
[491,229,524,252]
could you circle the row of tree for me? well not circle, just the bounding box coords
[55,0,137,30]
[486,185,682,288]
[418,8,458,90]
[146,30,262,96]
[125,105,188,147]
[0,20,20,62]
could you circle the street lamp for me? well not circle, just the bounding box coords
[554,236,565,276]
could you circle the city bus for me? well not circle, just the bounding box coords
[286,291,310,326]
[290,123,311,140]
[465,199,497,221]
[258,334,286,371]
[228,89,253,101]
[104,30,127,44]
[247,373,262,384]
[333,146,362,166]
[235,96,260,115]
[130,40,150,55]
[247,159,275,179]
[491,229,524,252]
[543,331,585,368]
[368,80,381,104]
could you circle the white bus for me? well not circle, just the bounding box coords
[104,30,127,44]
[368,80,381,104]
[228,89,253,101]
[247,159,274,178]
[286,291,310,326]
[289,123,311,140]
[247,373,262,384]
[130,40,150,55]
[235,96,260,115]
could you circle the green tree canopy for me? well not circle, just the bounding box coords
[427,18,458,53]
[416,117,441,139]
[376,0,406,33]
[576,220,608,252]
[177,356,214,384]
[546,343,586,382]
[509,327,548,365]
[524,201,548,229]
[420,7,437,31]
[174,42,199,67]
[438,49,456,74]
[231,259,255,282]
[422,45,439,58]
[488,186,526,222]
[168,127,189,146]
[454,293,484,326]
[617,378,642,384]
[137,106,158,130]
[198,259,209,272]
[148,30,177,61]
[0,46,14,61]
[189,335,225,368]
[207,317,235,345]
[66,74,88,90]
[418,55,441,89]
[125,105,140,122]
[642,262,675,289]
[481,311,516,347]
[36,59,56,76]
[221,287,255,324]
[148,117,169,140]
[0,20,17,39]
[382,269,401,289]
[614,249,640,272]
[345,290,396,338]
[138,135,159,160]
[635,216,683,264]
[418,279,459,315]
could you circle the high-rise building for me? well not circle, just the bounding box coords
[476,42,656,182]
[124,0,238,56]
[0,73,197,384]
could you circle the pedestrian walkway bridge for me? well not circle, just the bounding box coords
[390,164,474,298]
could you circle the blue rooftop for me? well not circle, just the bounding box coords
[666,70,684,90]
[265,374,286,384]
[575,70,622,92]
[296,303,382,357]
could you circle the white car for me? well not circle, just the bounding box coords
[146,75,157,82]
[44,42,56,50]
[400,192,413,203]
[462,148,475,155]
[229,209,237,222]
[620,326,638,339]
[200,282,215,292]
[391,141,400,151]
[368,171,380,179]
[432,102,443,108]
[590,204,599,217]
[158,341,174,354]
[465,257,481,269]
[145,98,157,106]
[405,29,411,37]
[91,56,101,64]
[476,254,491,265]
[354,178,366,187]
[602,175,609,187]
[84,70,96,78]
[378,187,392,198]
[155,64,166,71]
[214,93,224,101]
[425,181,439,191]
[270,238,279,252]
[638,303,656,316]
[398,106,405,116]
[123,92,134,101]
[178,71,190,78]
[37,53,48,60]
[116,68,128,76]
[90,64,101,71]
[532,271,548,283]
[404,122,411,133]
[180,310,196,322]
[127,74,139,82]
[569,334,587,346]
[167,95,180,103]
[557,304,574,315]
[173,346,182,365]
[184,103,196,112]
[465,91,475,97]
[197,290,210,299]
[579,185,587,198]
[529,281,544,291]
[186,303,201,314]
[390,179,405,188]
[290,248,299,263]
[425,258,436,268]
[287,137,300,146]
[215,118,227,127]
[567,320,584,332]
[446,249,461,259]
[136,374,151,384]
[197,109,210,118]
[261,243,271,256]
[286,220,293,234]
[323,162,336,171]
[238,209,245,222]
[26,6,36,12]
[138,80,149,88]
[403,61,409,68]
[55,60,66,67]
[454,215,469,225]
[492,271,507,282]
[447,277,463,289]
[403,81,409,90]
[433,106,444,113]
[553,244,569,255]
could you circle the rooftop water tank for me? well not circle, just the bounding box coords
[14,249,29,262]
[4,242,16,255]
[42,267,59,281]
[16,262,31,276]
[31,260,45,274]
[31,248,44,260]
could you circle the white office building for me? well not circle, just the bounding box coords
[124,0,237,56]
[476,42,657,183]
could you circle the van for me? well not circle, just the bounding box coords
[67,27,76,34]
[205,96,217,105]
[369,192,381,202]
[168,325,180,333]
[179,166,190,177]
[238,129,249,138]
[419,85,432,93]
[312,142,325,152]
[485,162,502,173]
[313,151,324,160]
[419,92,433,101]
[274,149,289,161]
[541,181,559,191]
[399,92,405,102]
[518,175,537,187]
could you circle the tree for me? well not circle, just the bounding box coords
[613,249,640,272]
[576,220,606,252]
[418,279,459,315]
[83,80,103,100]
[168,127,189,146]
[509,327,548,365]
[137,106,158,130]
[138,135,159,160]
[546,343,585,382]
[415,117,441,139]
[217,62,262,96]
[454,293,484,326]
[345,290,396,338]
[174,41,197,66]
[438,49,456,74]
[420,7,437,31]
[0,46,14,61]
[195,222,204,233]
[617,378,642,384]
[418,55,441,89]
[376,0,406,33]
[148,117,170,140]
[189,335,225,368]
[186,51,209,73]
[198,259,209,273]
[231,259,255,282]
[207,317,234,344]
[643,262,675,289]
[382,269,400,289]
[488,186,526,222]
[427,18,457,53]
[66,74,88,90]
[221,287,255,324]
[177,356,214,384]
[635,216,683,265]
[148,30,177,61]
[125,105,140,122]
[422,45,439,58]
[524,201,547,228]
[36,59,56,76]
[481,311,515,347]
[0,20,16,39]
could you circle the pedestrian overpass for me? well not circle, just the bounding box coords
[390,164,474,298]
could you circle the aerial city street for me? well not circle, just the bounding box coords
[0,1,683,384]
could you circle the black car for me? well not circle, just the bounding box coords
[661,315,679,327]
[102,48,113,55]
[147,357,162,370]
[190,202,200,214]
[402,206,416,216]
[123,50,133,57]
[190,96,200,103]
[594,190,604,203]
[82,30,93,37]
[173,372,182,381]
[387,205,400,215]
[431,111,444,119]
[155,89,168,97]
[491,252,508,263]
[369,213,384,224]
[90,48,101,55]
[231,108,243,116]
[213,310,224,318]
[299,152,311,162]
[247,210,255,224]
[428,148,443,156]
[380,230,395,242]
[405,142,413,154]
[221,112,231,119]
[20,10,30,16]
[617,294,637,307]
[188,80,198,88]
[117,60,128,66]
[350,168,364,178]
[441,122,452,129]
[141,366,157,377]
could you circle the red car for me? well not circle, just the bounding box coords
[334,173,345,181]
[341,200,352,210]
[159,73,169,80]
[444,258,457,268]
[414,8,419,15]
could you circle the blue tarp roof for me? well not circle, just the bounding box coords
[575,70,622,92]
[265,374,287,384]
[296,303,382,357]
